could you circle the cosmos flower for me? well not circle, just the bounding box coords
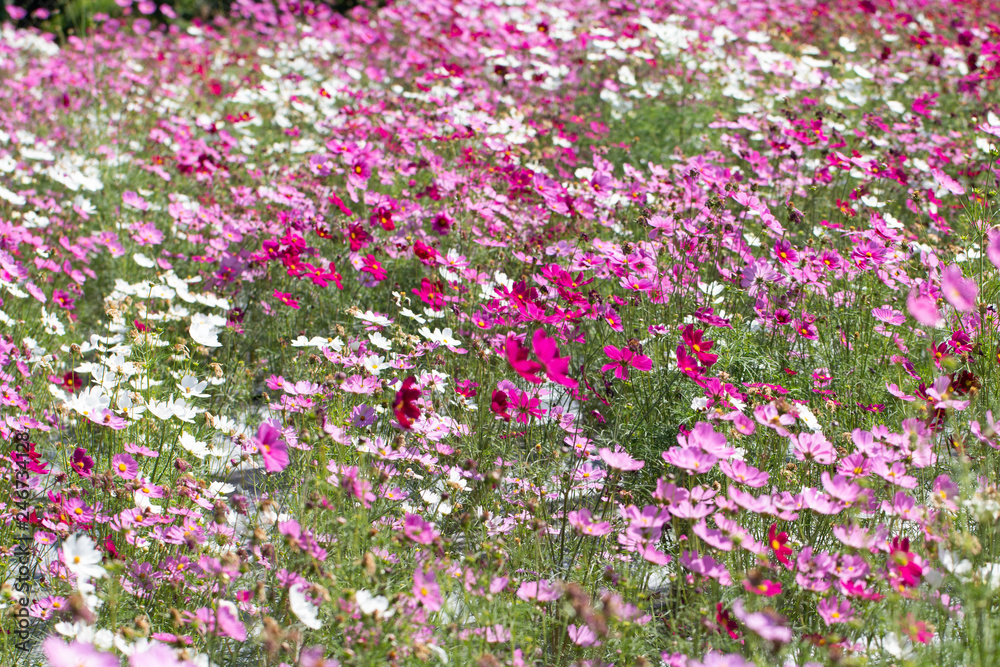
[601,345,652,381]
[62,533,107,583]
[255,422,290,473]
[412,567,442,611]
[768,523,793,566]
[393,376,421,429]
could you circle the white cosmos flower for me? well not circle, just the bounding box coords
[69,386,110,421]
[212,415,240,435]
[41,308,65,336]
[400,308,426,323]
[190,313,225,348]
[145,398,175,421]
[289,583,323,629]
[424,325,451,344]
[178,375,209,398]
[179,432,210,459]
[369,332,392,351]
[62,533,107,583]
[355,590,393,617]
[117,391,146,419]
[105,353,138,376]
[133,253,156,268]
[362,355,390,376]
[354,310,392,326]
[169,397,198,423]
[0,184,26,206]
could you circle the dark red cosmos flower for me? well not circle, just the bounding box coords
[347,223,371,251]
[370,206,394,231]
[12,442,50,475]
[70,447,94,477]
[393,376,421,429]
[413,240,438,265]
[490,389,511,421]
[61,371,82,392]
[768,523,793,566]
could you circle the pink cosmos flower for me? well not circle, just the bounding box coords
[872,460,917,489]
[940,264,977,312]
[130,642,192,667]
[821,472,861,504]
[43,637,119,667]
[112,453,139,480]
[567,508,611,537]
[568,624,601,647]
[724,411,756,435]
[403,513,438,545]
[515,580,562,602]
[790,432,837,465]
[413,568,442,611]
[886,382,916,401]
[662,446,717,475]
[719,460,769,487]
[509,389,546,424]
[730,599,792,643]
[924,375,970,411]
[675,344,704,378]
[255,422,289,473]
[988,229,1000,269]
[122,191,149,211]
[360,254,387,282]
[679,549,732,585]
[907,287,941,327]
[599,446,644,471]
[216,603,247,641]
[768,523,793,566]
[817,596,854,625]
[872,305,905,325]
[681,325,718,365]
[601,345,652,381]
[753,404,795,436]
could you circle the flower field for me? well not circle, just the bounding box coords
[1,0,1000,665]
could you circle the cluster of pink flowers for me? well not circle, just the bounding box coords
[0,0,998,665]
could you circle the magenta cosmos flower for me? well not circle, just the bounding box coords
[601,345,652,381]
[505,335,543,384]
[255,422,289,473]
[743,579,782,596]
[531,329,578,389]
